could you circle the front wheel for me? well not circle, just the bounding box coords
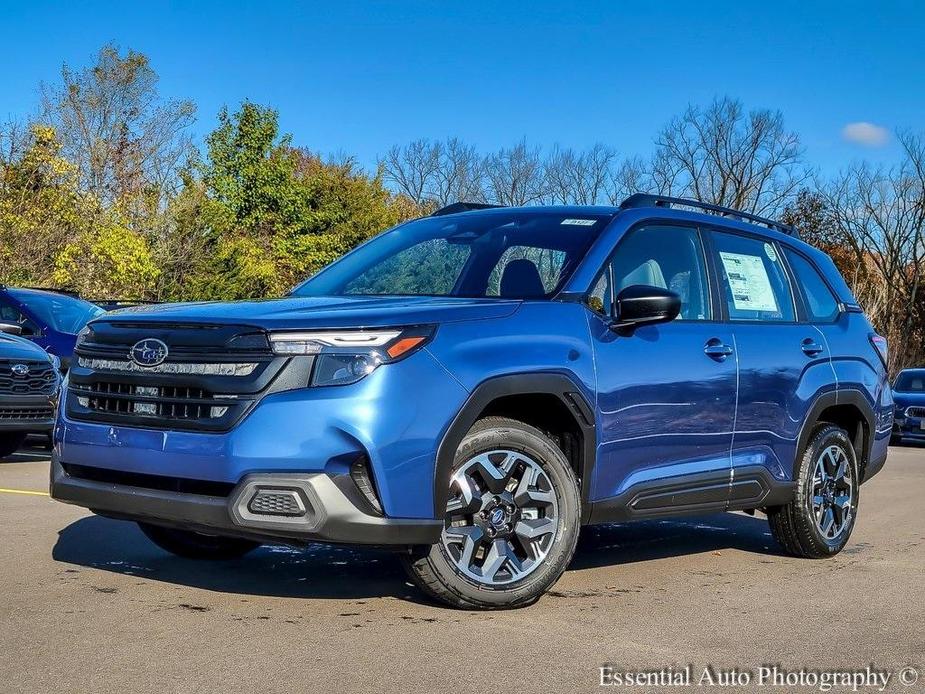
[403,417,580,609]
[768,424,859,558]
[138,522,261,560]
[0,432,27,459]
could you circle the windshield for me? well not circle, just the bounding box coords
[894,371,925,393]
[7,289,105,334]
[293,211,611,299]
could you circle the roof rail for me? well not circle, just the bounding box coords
[619,193,799,238]
[431,202,504,217]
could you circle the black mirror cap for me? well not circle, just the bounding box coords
[0,322,23,336]
[611,285,681,332]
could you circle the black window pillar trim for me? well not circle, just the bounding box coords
[433,372,597,524]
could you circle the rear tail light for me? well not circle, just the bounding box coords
[869,333,888,369]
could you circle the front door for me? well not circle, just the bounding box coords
[588,223,738,515]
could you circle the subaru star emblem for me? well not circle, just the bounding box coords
[11,363,29,376]
[129,339,169,367]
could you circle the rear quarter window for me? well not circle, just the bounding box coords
[784,249,840,322]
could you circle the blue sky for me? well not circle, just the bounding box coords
[1,1,923,175]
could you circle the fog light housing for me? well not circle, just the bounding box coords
[350,457,383,515]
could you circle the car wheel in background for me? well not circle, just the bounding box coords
[0,432,27,459]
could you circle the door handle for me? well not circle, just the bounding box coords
[704,339,734,361]
[801,338,824,357]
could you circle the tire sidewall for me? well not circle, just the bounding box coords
[799,426,860,555]
[424,419,580,608]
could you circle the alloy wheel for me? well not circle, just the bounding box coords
[441,449,559,586]
[810,444,854,540]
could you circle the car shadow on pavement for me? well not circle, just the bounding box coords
[53,510,783,603]
[53,515,420,602]
[571,512,785,571]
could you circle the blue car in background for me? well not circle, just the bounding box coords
[0,287,105,370]
[50,195,892,609]
[891,368,925,444]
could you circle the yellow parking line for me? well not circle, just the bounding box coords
[0,487,49,497]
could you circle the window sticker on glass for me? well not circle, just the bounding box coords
[719,252,779,312]
[560,218,597,226]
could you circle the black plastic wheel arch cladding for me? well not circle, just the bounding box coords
[433,373,597,525]
[796,389,876,482]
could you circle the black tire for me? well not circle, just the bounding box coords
[768,424,859,558]
[402,417,581,609]
[0,432,27,459]
[138,522,260,560]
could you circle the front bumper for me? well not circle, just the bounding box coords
[50,457,442,546]
[893,415,925,441]
[0,394,56,433]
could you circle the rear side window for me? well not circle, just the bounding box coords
[710,231,795,322]
[784,250,840,322]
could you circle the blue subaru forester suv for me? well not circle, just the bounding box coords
[50,195,893,609]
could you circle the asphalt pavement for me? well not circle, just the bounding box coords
[1,443,923,693]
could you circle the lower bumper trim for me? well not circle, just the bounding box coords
[50,459,442,547]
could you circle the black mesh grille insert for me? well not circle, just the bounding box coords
[0,406,54,421]
[72,381,229,421]
[0,360,57,395]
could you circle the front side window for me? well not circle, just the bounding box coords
[0,298,42,336]
[784,250,840,322]
[294,212,610,299]
[710,231,795,322]
[601,225,711,320]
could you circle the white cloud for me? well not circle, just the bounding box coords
[841,122,890,147]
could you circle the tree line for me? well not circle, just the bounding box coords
[0,46,922,373]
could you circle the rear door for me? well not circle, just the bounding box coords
[706,229,835,487]
[588,223,738,513]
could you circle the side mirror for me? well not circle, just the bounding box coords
[0,322,23,336]
[611,285,681,332]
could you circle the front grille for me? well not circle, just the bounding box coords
[906,406,925,419]
[71,381,233,421]
[61,463,236,497]
[0,360,57,395]
[0,406,54,421]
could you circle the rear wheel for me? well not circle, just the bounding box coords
[138,522,260,560]
[768,424,859,558]
[0,432,27,459]
[403,417,580,609]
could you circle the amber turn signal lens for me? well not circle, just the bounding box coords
[386,336,426,359]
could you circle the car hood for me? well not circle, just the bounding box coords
[894,391,925,409]
[97,295,522,331]
[0,333,51,361]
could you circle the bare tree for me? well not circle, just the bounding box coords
[651,97,807,216]
[818,132,925,372]
[482,139,545,206]
[380,138,441,207]
[430,138,485,206]
[543,143,616,204]
[40,44,195,210]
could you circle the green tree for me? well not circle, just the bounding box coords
[181,102,421,300]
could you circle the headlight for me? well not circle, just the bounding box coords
[75,325,92,348]
[49,354,62,373]
[269,327,434,387]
